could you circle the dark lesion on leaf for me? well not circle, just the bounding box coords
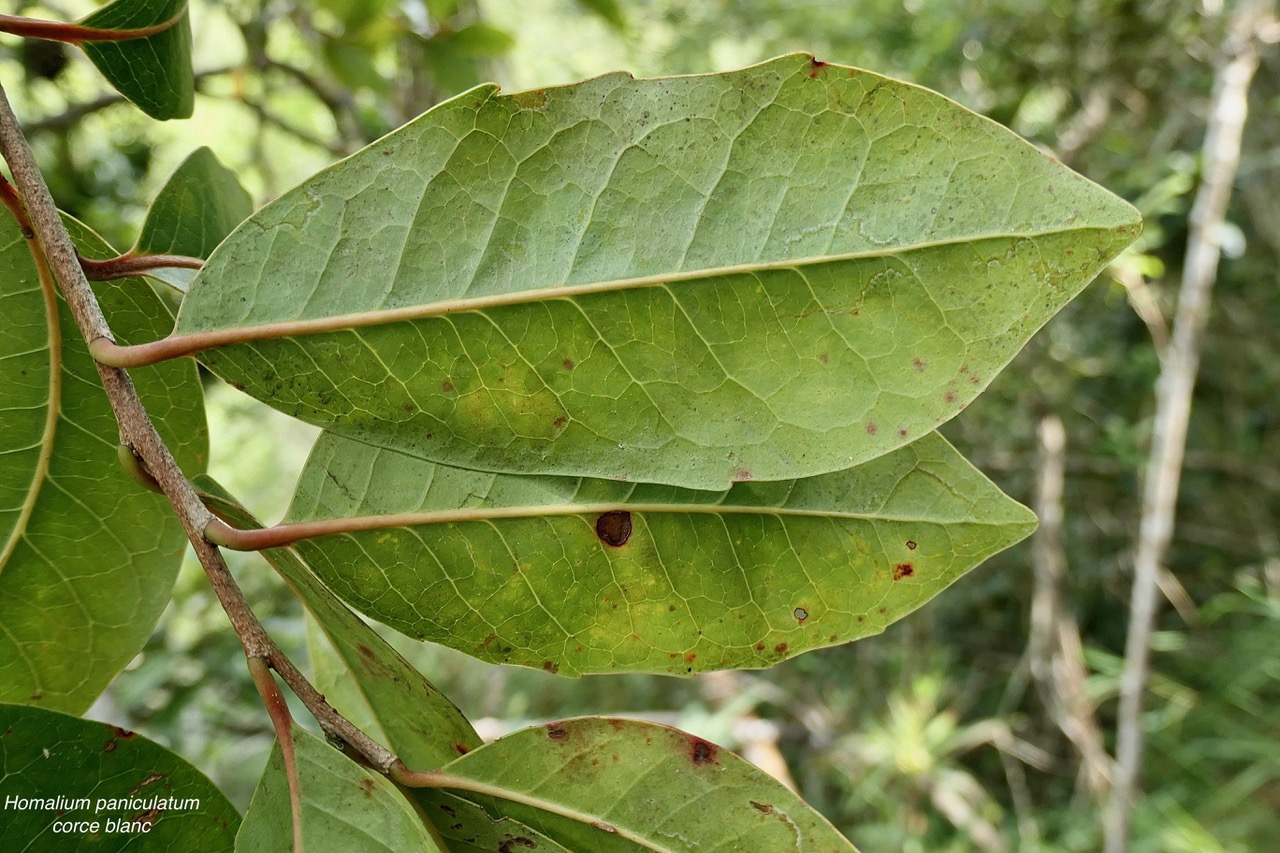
[595,510,632,547]
[689,736,717,765]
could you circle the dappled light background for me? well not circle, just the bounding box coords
[4,1,1278,848]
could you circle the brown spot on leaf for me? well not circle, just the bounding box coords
[592,821,620,834]
[897,427,908,438]
[562,358,575,371]
[906,540,917,550]
[499,838,539,853]
[513,88,548,110]
[547,724,568,740]
[103,739,117,753]
[912,357,926,372]
[402,402,415,412]
[359,778,376,797]
[541,660,559,674]
[818,352,829,364]
[128,774,166,796]
[441,380,454,392]
[865,421,878,435]
[689,736,717,765]
[684,652,697,663]
[481,633,497,648]
[893,563,914,580]
[808,56,829,78]
[356,643,375,660]
[734,468,753,482]
[439,804,457,817]
[595,510,632,547]
[774,642,789,655]
[755,642,766,651]
[793,606,809,623]
[751,801,774,815]
[553,416,567,429]
[454,742,471,755]
[944,390,958,405]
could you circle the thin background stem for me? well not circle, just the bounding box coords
[1103,2,1273,849]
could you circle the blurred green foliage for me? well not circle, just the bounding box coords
[3,0,1277,848]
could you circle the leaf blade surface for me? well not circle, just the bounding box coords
[236,726,443,853]
[287,430,1034,675]
[0,702,239,850]
[136,146,253,291]
[80,0,193,120]
[437,716,858,851]
[0,215,207,712]
[178,54,1140,489]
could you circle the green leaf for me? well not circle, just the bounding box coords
[236,726,444,852]
[416,790,571,852]
[136,147,254,291]
[0,215,207,712]
[80,0,194,121]
[445,24,516,58]
[178,54,1141,490]
[574,0,626,29]
[195,476,481,770]
[299,625,568,849]
[0,703,239,849]
[322,34,390,94]
[286,429,1034,676]
[315,0,392,32]
[436,716,858,851]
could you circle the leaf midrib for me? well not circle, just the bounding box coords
[179,223,1130,344]
[287,501,1032,531]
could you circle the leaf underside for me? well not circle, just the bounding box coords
[80,0,194,121]
[438,716,858,852]
[179,53,1140,489]
[0,703,239,850]
[415,789,571,852]
[287,429,1035,676]
[0,215,207,712]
